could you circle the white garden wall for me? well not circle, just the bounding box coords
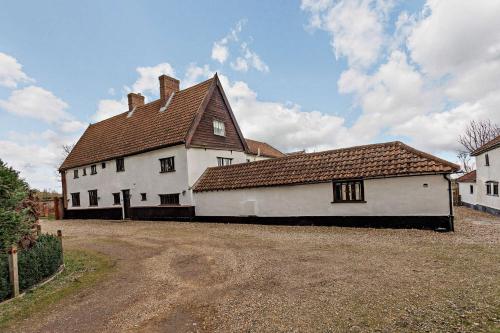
[194,174,451,217]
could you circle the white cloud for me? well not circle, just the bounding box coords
[240,43,269,73]
[132,63,175,96]
[92,98,128,122]
[219,74,349,152]
[0,52,33,88]
[230,57,249,72]
[302,0,394,68]
[211,20,246,64]
[183,63,213,88]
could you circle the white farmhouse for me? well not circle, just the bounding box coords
[457,135,500,215]
[60,74,459,230]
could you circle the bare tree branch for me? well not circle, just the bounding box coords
[456,151,473,173]
[458,119,500,153]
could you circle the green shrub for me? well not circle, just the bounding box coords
[0,252,10,301]
[17,234,63,292]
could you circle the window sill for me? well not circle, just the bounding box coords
[331,200,367,204]
[160,170,175,173]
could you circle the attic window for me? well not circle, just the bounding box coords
[213,120,225,136]
[73,170,79,179]
[91,165,97,175]
[116,158,125,172]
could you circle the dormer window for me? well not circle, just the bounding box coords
[485,153,490,166]
[213,119,225,136]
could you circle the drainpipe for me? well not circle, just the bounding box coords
[443,174,454,232]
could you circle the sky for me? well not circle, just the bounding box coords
[1,0,499,191]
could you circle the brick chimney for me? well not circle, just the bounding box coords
[127,92,144,111]
[159,75,180,101]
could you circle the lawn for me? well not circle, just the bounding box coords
[4,207,500,332]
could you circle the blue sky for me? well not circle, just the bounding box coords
[1,1,499,190]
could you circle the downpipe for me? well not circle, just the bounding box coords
[443,174,454,232]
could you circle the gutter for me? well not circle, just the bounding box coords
[443,174,454,232]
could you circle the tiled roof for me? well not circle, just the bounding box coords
[471,135,500,156]
[193,141,459,192]
[245,139,285,158]
[60,77,214,170]
[456,170,476,183]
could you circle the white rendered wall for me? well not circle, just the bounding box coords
[194,174,451,217]
[475,148,500,210]
[65,145,191,209]
[458,182,477,205]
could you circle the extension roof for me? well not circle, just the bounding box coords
[245,139,285,158]
[456,170,476,183]
[60,74,255,170]
[193,141,459,192]
[471,135,500,156]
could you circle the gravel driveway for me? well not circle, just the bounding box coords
[13,207,500,332]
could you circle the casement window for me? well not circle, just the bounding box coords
[91,165,97,175]
[332,180,365,203]
[71,193,80,207]
[213,119,226,136]
[159,193,180,205]
[470,185,474,194]
[116,158,125,172]
[82,168,87,176]
[73,170,79,179]
[141,193,147,201]
[485,154,490,166]
[113,193,120,205]
[159,156,175,173]
[88,190,98,206]
[217,157,232,166]
[101,162,106,169]
[487,181,499,196]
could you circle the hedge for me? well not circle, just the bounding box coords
[0,234,63,302]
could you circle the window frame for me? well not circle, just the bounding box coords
[88,189,98,206]
[217,157,233,166]
[159,193,180,206]
[82,168,87,176]
[213,119,226,137]
[159,156,175,173]
[101,162,106,169]
[116,158,125,172]
[90,164,97,175]
[469,184,474,194]
[141,193,147,201]
[73,169,79,179]
[71,192,80,207]
[112,192,121,205]
[485,153,490,166]
[332,180,366,203]
[487,181,499,196]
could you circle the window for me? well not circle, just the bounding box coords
[113,193,120,205]
[88,190,98,206]
[487,181,499,196]
[470,185,474,194]
[73,170,79,179]
[485,154,490,166]
[217,157,232,166]
[141,193,147,201]
[213,119,225,136]
[332,180,365,203]
[82,168,87,176]
[159,193,180,205]
[71,193,80,207]
[160,157,175,173]
[116,158,125,172]
[101,162,106,169]
[91,165,97,175]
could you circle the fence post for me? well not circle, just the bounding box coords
[7,246,20,297]
[57,230,64,266]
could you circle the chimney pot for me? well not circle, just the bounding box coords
[127,93,144,111]
[159,75,180,101]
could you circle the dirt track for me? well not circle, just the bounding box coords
[11,207,500,332]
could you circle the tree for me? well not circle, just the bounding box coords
[0,159,39,250]
[457,119,500,172]
[458,120,500,153]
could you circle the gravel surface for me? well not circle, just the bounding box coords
[10,207,500,333]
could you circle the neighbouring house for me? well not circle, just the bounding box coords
[60,73,459,230]
[458,135,500,215]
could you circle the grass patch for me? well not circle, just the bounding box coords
[0,249,113,330]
